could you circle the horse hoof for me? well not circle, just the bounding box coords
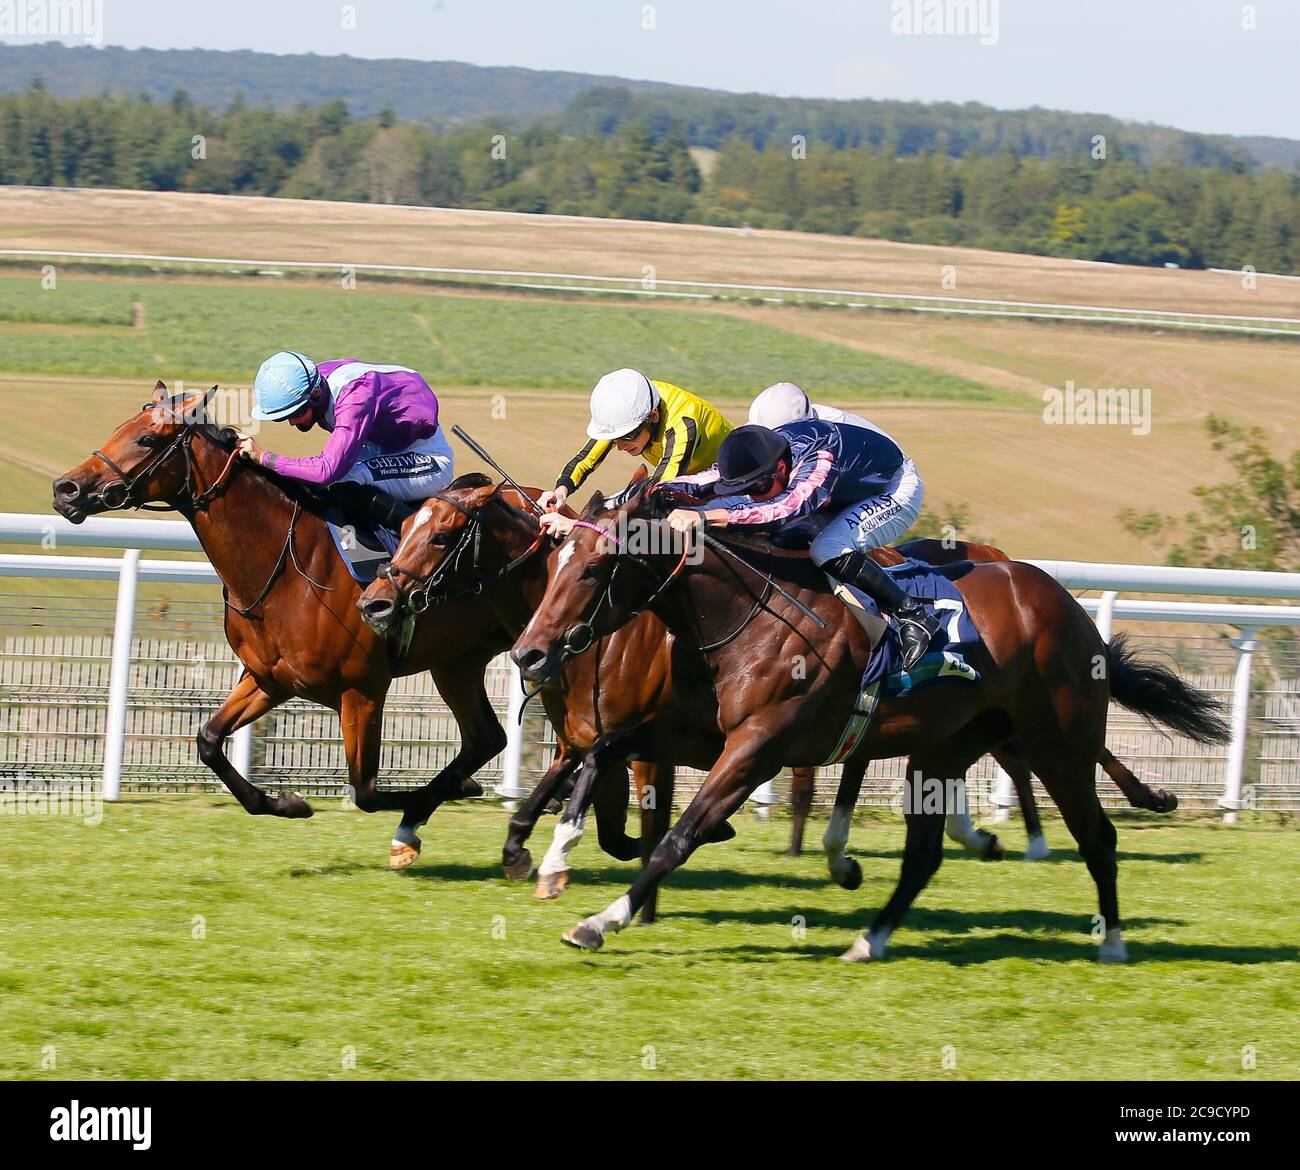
[562,921,605,951]
[1156,790,1178,813]
[602,834,640,863]
[837,858,863,891]
[276,793,314,819]
[535,870,571,900]
[544,799,562,815]
[983,835,1005,861]
[839,934,881,963]
[704,819,737,845]
[502,850,534,881]
[1024,834,1051,861]
[389,840,421,870]
[460,777,483,798]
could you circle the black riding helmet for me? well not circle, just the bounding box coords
[716,424,792,494]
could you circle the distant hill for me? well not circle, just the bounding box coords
[1,42,1298,169]
[0,43,693,125]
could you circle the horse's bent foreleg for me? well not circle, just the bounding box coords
[534,737,623,898]
[390,662,506,868]
[198,672,309,818]
[562,738,774,951]
[502,749,580,880]
[593,761,640,863]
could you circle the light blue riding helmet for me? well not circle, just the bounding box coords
[251,351,319,421]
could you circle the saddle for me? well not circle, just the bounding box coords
[317,483,414,584]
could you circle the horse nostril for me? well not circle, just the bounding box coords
[54,478,80,500]
[512,646,547,674]
[360,597,394,619]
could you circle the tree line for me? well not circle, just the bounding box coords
[3,82,1298,274]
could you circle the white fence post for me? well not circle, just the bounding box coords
[1096,591,1118,643]
[750,778,778,819]
[231,724,254,780]
[1221,632,1259,825]
[497,660,528,810]
[989,767,1016,822]
[102,549,140,802]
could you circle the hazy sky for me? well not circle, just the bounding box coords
[5,0,1297,138]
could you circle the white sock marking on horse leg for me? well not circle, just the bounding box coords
[945,809,977,847]
[823,805,853,883]
[840,924,893,962]
[539,815,585,876]
[392,822,421,847]
[579,895,632,939]
[1024,832,1051,860]
[1098,926,1128,963]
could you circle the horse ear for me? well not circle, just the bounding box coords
[626,465,649,488]
[151,381,169,404]
[581,491,606,518]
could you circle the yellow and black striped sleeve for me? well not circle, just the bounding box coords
[556,438,613,493]
[649,416,699,483]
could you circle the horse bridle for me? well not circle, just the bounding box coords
[88,398,325,617]
[380,487,547,614]
[555,520,694,660]
[89,398,241,514]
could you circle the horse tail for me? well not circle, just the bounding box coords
[1105,633,1230,746]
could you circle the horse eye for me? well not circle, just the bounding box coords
[430,532,451,547]
[137,434,158,449]
[579,565,601,582]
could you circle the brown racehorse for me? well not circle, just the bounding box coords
[510,485,1229,961]
[356,478,1039,919]
[50,384,551,860]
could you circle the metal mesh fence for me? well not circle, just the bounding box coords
[2,589,1297,813]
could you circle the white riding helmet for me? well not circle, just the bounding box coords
[748,382,812,428]
[586,368,660,440]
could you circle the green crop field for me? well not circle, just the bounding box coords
[0,798,1294,1080]
[0,275,1005,401]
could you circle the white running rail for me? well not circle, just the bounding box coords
[4,248,1299,337]
[3,512,1298,817]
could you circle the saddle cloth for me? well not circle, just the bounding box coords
[324,511,400,584]
[821,559,983,765]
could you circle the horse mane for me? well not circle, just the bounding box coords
[448,471,493,491]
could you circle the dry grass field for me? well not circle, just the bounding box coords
[5,186,1300,318]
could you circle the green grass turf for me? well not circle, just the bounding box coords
[0,797,1294,1080]
[0,274,1007,401]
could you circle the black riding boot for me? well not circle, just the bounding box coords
[363,486,410,531]
[326,482,410,531]
[822,551,941,672]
